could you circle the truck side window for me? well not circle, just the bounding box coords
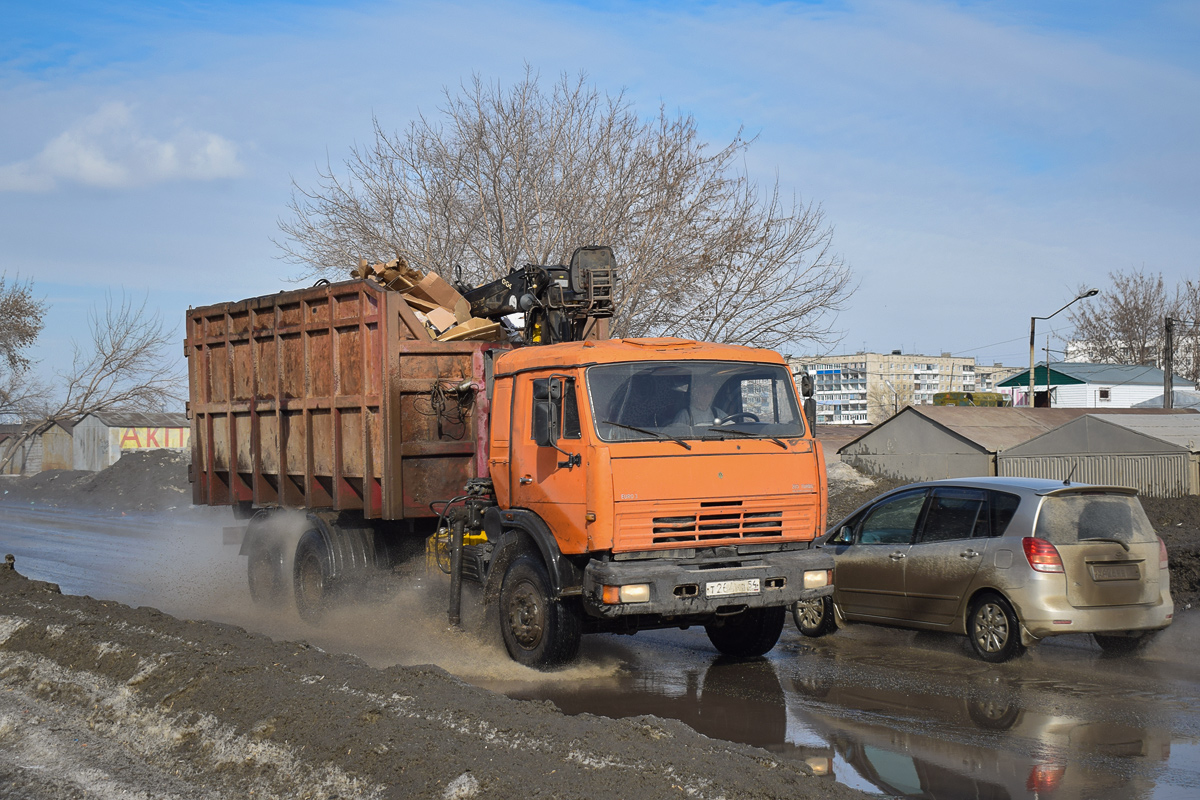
[562,378,581,439]
[531,377,581,440]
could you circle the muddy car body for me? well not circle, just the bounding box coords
[794,476,1173,661]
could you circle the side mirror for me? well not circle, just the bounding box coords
[830,525,854,545]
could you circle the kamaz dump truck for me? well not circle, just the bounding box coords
[186,247,833,667]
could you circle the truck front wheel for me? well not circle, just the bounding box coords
[499,554,582,669]
[705,606,786,657]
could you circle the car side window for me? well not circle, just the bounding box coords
[857,490,926,545]
[918,488,987,543]
[988,491,1021,537]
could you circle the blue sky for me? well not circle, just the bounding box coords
[2,0,1198,385]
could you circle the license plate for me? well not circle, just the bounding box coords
[705,578,761,598]
[1091,563,1140,581]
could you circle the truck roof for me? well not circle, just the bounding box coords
[493,337,785,374]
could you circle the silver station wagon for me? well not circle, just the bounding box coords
[794,477,1174,661]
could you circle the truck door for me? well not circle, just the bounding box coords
[511,374,587,553]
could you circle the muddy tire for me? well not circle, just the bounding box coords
[1093,630,1159,655]
[792,596,837,638]
[705,606,786,657]
[247,535,289,607]
[967,593,1026,663]
[499,554,582,669]
[293,528,334,624]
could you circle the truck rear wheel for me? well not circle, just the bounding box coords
[245,512,290,607]
[247,536,289,606]
[499,554,582,669]
[293,528,335,624]
[705,606,786,657]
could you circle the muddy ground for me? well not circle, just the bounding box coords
[1,452,867,800]
[2,451,1197,800]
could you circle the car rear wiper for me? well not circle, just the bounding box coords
[602,420,692,450]
[1080,536,1131,552]
[706,426,787,450]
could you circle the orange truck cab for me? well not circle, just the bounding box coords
[476,336,834,666]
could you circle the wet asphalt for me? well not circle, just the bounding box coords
[3,504,1198,799]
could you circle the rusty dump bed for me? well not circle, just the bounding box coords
[186,279,507,520]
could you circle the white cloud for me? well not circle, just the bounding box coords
[0,103,242,192]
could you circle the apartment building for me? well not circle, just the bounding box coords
[790,350,992,425]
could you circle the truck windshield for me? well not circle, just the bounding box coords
[587,361,806,442]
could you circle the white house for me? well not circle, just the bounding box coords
[997,362,1195,409]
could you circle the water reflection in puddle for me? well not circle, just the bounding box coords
[476,627,1194,800]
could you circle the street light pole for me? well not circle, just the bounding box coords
[1028,289,1099,408]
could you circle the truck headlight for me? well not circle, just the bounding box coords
[803,570,830,589]
[601,584,651,604]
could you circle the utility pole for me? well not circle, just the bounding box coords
[1164,316,1175,409]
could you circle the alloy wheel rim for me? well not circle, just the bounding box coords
[797,600,824,628]
[974,603,1009,652]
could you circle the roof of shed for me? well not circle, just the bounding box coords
[998,361,1191,388]
[1133,390,1200,409]
[1089,414,1200,451]
[78,412,188,428]
[837,405,1196,455]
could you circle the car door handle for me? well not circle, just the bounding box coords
[519,475,533,485]
[959,549,981,559]
[888,552,907,560]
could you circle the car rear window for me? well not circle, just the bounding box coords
[1034,493,1158,546]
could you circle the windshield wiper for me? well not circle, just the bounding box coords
[602,420,692,450]
[706,426,788,450]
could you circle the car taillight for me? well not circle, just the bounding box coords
[1160,537,1169,570]
[1022,537,1064,573]
[1027,763,1065,792]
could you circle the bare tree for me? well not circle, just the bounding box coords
[0,293,183,472]
[0,274,47,420]
[277,68,854,352]
[867,379,914,424]
[1067,268,1181,368]
[1172,277,1200,383]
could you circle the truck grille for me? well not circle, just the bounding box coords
[615,498,813,550]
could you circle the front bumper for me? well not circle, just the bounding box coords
[581,548,835,619]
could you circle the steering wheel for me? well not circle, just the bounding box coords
[715,412,759,425]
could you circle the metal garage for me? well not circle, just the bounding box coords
[72,412,190,472]
[997,414,1200,498]
[836,406,1101,481]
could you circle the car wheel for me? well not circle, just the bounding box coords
[705,606,786,657]
[967,593,1026,663]
[1093,630,1159,655]
[499,554,582,669]
[792,596,837,638]
[967,697,1020,731]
